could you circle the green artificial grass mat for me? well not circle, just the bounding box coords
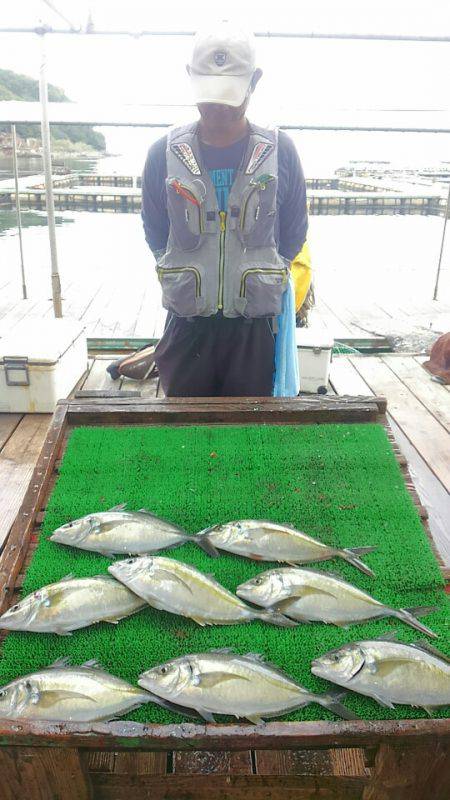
[0,423,448,724]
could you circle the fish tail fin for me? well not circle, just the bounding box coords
[394,606,438,638]
[191,532,219,558]
[341,546,376,577]
[316,689,360,720]
[258,609,298,628]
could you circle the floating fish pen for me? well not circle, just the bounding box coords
[1,187,447,217]
[80,174,142,188]
[0,395,448,799]
[308,192,446,216]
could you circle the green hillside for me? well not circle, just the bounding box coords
[0,68,105,151]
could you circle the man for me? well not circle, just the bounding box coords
[141,23,308,396]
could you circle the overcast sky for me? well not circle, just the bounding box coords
[0,0,449,116]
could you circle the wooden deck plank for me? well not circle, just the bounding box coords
[330,356,450,567]
[415,354,450,393]
[173,750,252,775]
[255,748,368,777]
[88,772,367,800]
[0,414,51,549]
[134,287,159,338]
[113,751,167,775]
[389,416,450,567]
[254,749,332,776]
[0,297,51,336]
[381,355,450,432]
[329,356,376,397]
[0,413,23,451]
[82,357,118,391]
[348,356,450,493]
[0,746,93,800]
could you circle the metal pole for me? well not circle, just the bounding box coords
[2,26,450,42]
[433,183,450,301]
[39,33,62,317]
[11,124,27,299]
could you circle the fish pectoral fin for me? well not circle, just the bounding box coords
[55,629,73,636]
[44,587,71,607]
[302,586,338,599]
[196,671,249,689]
[99,551,117,558]
[285,586,338,601]
[246,714,265,724]
[36,690,97,709]
[421,705,435,717]
[155,569,194,595]
[371,659,416,678]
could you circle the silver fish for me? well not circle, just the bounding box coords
[236,567,437,637]
[311,637,450,714]
[0,574,146,635]
[49,503,216,557]
[0,658,151,722]
[200,520,376,576]
[108,556,295,627]
[138,649,358,723]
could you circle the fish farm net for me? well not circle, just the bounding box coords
[0,423,448,722]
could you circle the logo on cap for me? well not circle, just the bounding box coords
[214,50,227,67]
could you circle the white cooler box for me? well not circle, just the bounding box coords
[0,318,88,413]
[296,328,334,394]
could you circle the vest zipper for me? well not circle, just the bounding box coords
[240,267,287,298]
[158,267,201,297]
[218,211,227,310]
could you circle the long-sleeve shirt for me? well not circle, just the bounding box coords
[141,127,308,262]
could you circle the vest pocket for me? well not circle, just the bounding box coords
[239,175,278,248]
[238,267,287,318]
[158,267,202,317]
[166,178,204,251]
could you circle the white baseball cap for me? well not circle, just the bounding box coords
[188,23,256,108]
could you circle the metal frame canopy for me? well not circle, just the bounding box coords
[1,102,450,133]
[1,25,450,42]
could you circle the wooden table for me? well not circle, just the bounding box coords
[0,395,448,800]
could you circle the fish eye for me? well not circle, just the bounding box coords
[10,604,19,612]
[0,689,6,698]
[254,577,262,586]
[126,559,135,565]
[332,654,341,662]
[160,666,168,675]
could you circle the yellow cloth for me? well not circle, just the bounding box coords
[291,242,312,313]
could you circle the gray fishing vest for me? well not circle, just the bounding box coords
[157,122,289,319]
